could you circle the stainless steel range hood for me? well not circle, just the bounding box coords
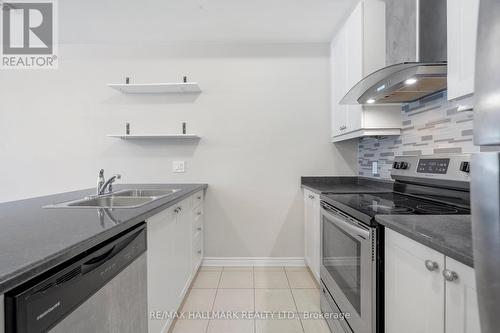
[341,0,447,105]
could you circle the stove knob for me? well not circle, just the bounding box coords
[400,162,409,170]
[393,162,400,170]
[460,161,470,173]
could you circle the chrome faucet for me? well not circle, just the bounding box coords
[97,169,105,195]
[97,169,122,195]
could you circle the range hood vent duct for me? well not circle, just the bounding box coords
[341,0,447,105]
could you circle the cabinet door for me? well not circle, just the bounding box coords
[344,1,364,133]
[147,206,177,333]
[447,0,479,100]
[385,229,445,333]
[310,192,321,282]
[304,190,313,269]
[445,257,481,333]
[331,1,363,136]
[330,30,348,138]
[304,190,320,282]
[174,199,192,299]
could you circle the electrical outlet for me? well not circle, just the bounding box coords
[173,161,185,173]
[372,161,378,175]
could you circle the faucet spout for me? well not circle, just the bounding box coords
[97,171,122,195]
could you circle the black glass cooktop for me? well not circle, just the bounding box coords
[324,192,470,217]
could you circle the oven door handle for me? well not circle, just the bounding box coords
[321,207,370,240]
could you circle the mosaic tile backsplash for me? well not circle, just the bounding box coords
[358,92,478,180]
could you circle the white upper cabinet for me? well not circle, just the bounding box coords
[447,0,480,100]
[331,28,348,138]
[330,0,401,142]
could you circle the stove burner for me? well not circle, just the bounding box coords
[416,205,459,214]
[363,204,415,214]
[389,206,416,213]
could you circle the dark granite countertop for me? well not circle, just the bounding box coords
[375,215,473,267]
[0,183,207,293]
[301,176,394,194]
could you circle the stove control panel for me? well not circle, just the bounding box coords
[416,158,450,174]
[391,154,471,184]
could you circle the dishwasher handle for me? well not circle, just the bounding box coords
[81,225,144,275]
[82,246,116,274]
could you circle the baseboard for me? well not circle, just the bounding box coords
[202,257,306,267]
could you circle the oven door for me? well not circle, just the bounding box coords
[320,202,375,333]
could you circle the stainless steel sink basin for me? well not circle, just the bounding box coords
[44,188,181,209]
[113,189,180,197]
[67,196,154,208]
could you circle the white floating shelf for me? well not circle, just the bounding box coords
[107,82,201,94]
[107,134,201,139]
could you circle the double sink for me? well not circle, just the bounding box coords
[45,189,181,209]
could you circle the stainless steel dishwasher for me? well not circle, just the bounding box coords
[5,223,148,333]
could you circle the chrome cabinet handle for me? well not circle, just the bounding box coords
[308,195,314,199]
[425,260,439,271]
[197,211,202,216]
[197,227,202,231]
[197,196,202,200]
[443,269,459,282]
[197,250,202,254]
[174,206,182,213]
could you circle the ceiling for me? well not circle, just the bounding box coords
[59,0,356,44]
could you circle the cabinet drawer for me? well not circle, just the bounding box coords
[193,235,203,257]
[193,206,203,221]
[193,231,202,247]
[193,221,203,239]
[171,198,188,215]
[192,191,204,208]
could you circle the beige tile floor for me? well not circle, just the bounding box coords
[170,266,333,333]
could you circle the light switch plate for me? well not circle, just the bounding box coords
[372,161,378,175]
[173,161,185,173]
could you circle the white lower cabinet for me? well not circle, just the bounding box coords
[303,189,320,283]
[445,257,481,333]
[385,229,445,333]
[192,193,204,274]
[147,205,178,333]
[147,192,205,333]
[385,229,480,333]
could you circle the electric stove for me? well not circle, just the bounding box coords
[319,154,471,333]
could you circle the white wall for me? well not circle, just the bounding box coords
[0,43,357,257]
